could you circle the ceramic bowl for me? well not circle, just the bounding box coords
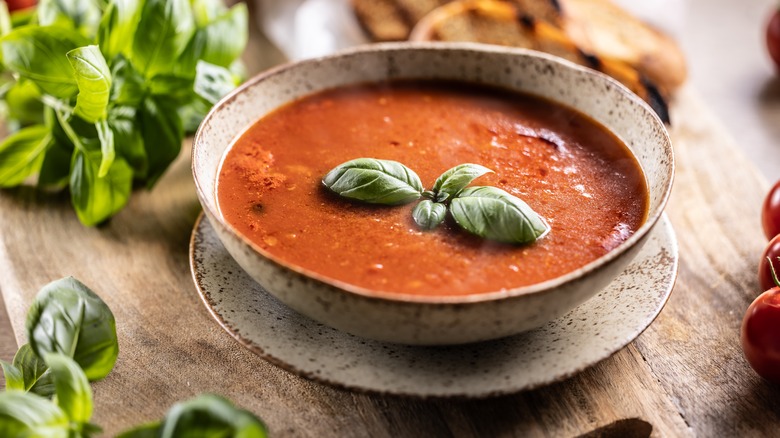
[192,42,674,345]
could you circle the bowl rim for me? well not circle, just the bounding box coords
[192,41,675,305]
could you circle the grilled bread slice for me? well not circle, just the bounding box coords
[408,0,673,122]
[352,0,561,41]
[561,0,687,91]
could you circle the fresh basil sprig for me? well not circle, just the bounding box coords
[0,0,248,226]
[323,160,550,244]
[1,276,268,437]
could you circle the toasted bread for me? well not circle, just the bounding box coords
[408,0,673,122]
[561,0,687,91]
[352,0,561,41]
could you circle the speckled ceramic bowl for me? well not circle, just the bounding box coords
[192,43,674,345]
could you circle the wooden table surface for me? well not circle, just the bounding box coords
[2,0,780,436]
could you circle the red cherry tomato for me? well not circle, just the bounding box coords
[759,234,780,292]
[5,0,36,12]
[742,287,780,383]
[762,181,780,240]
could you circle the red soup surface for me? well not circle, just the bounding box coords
[217,80,648,296]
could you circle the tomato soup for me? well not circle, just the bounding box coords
[217,81,648,296]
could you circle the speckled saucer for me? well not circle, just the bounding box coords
[190,213,678,398]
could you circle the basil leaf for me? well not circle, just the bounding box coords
[109,56,144,107]
[36,0,101,35]
[177,3,247,75]
[0,26,89,98]
[109,106,147,177]
[12,344,49,393]
[38,124,74,191]
[139,95,183,188]
[97,0,143,61]
[95,119,115,178]
[5,80,44,125]
[412,200,447,230]
[1,361,24,391]
[44,353,92,425]
[0,392,69,437]
[0,125,51,187]
[432,163,492,202]
[131,0,195,78]
[67,45,112,124]
[70,149,132,226]
[160,394,268,438]
[29,371,55,398]
[25,276,119,381]
[450,186,550,244]
[323,158,423,205]
[193,61,236,105]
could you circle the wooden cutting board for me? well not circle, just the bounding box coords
[1,84,777,436]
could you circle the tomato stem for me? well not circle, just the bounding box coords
[768,257,780,288]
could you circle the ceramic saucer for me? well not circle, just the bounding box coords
[190,213,677,398]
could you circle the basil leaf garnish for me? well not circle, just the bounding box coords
[450,186,549,244]
[25,277,119,382]
[412,200,447,230]
[158,394,268,438]
[323,158,423,205]
[432,163,492,202]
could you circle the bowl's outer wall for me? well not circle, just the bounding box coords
[193,44,673,345]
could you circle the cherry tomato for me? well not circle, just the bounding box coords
[762,181,780,240]
[4,0,36,12]
[759,234,780,292]
[742,287,780,383]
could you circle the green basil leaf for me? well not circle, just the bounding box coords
[12,344,49,393]
[323,158,423,205]
[139,95,183,188]
[109,106,147,177]
[0,124,51,187]
[5,80,45,125]
[1,361,24,391]
[116,422,162,438]
[67,45,112,124]
[178,94,211,134]
[148,74,195,102]
[0,25,89,98]
[29,370,55,398]
[97,0,143,61]
[36,0,101,35]
[25,276,119,380]
[108,56,144,107]
[69,149,132,226]
[0,392,69,437]
[95,119,115,177]
[450,186,550,244]
[44,353,92,425]
[131,0,195,78]
[175,3,247,77]
[160,394,268,438]
[432,163,492,202]
[412,200,447,230]
[38,137,74,191]
[9,8,35,28]
[193,61,236,105]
